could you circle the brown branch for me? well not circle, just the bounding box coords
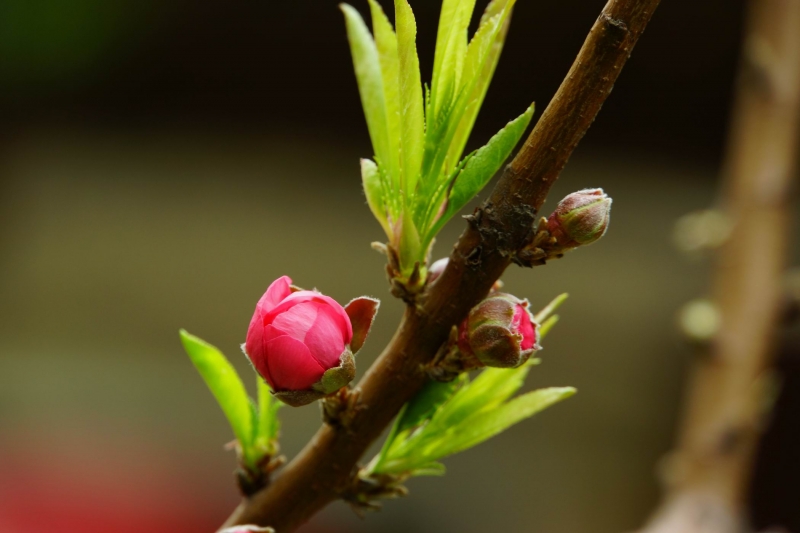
[638,0,800,532]
[223,0,661,530]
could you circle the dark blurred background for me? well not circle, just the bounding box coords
[2,0,797,532]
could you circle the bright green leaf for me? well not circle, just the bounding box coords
[427,103,534,240]
[398,206,423,277]
[538,315,560,339]
[394,0,425,196]
[447,0,517,166]
[179,329,256,464]
[433,365,529,430]
[423,387,576,460]
[430,0,476,118]
[396,378,462,434]
[255,377,281,455]
[535,293,569,324]
[377,383,575,474]
[367,0,401,184]
[342,4,391,173]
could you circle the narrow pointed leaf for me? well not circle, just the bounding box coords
[431,0,476,117]
[368,0,401,182]
[428,104,534,239]
[425,387,576,460]
[398,206,423,277]
[396,378,462,434]
[179,330,255,460]
[256,378,281,455]
[342,5,391,170]
[447,0,516,166]
[433,365,530,430]
[538,315,560,339]
[535,293,569,324]
[394,0,425,195]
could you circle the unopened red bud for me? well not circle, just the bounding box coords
[457,293,540,368]
[244,276,379,406]
[547,188,612,248]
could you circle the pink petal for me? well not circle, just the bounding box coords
[514,305,537,351]
[256,324,294,388]
[266,335,325,391]
[270,300,318,342]
[245,308,274,386]
[266,291,352,343]
[256,276,293,313]
[304,303,347,369]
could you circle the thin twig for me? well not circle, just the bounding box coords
[638,0,800,532]
[223,0,661,530]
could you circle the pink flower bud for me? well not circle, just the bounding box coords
[457,293,540,368]
[244,276,379,406]
[546,188,612,248]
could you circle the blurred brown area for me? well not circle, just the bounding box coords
[0,1,797,532]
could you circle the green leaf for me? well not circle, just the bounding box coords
[538,315,560,339]
[394,0,425,196]
[427,103,534,240]
[342,4,391,175]
[430,0,476,116]
[370,377,463,474]
[447,0,517,166]
[179,330,256,464]
[535,293,569,324]
[422,387,576,460]
[255,377,281,455]
[377,382,575,474]
[398,206,423,277]
[396,378,462,434]
[367,0,402,185]
[433,365,530,430]
[361,158,391,236]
